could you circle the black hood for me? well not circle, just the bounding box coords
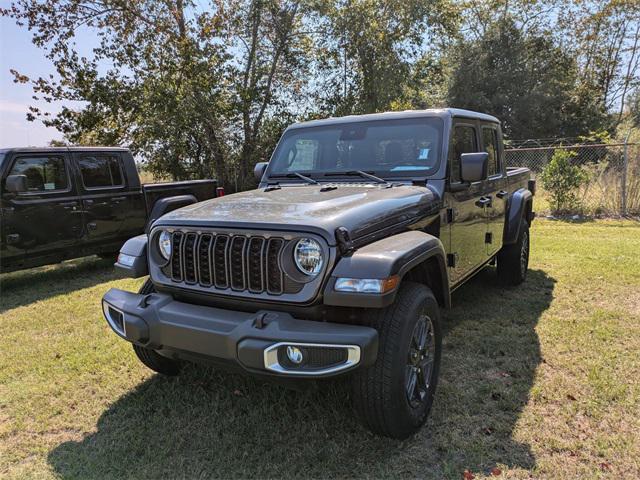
[157,183,441,245]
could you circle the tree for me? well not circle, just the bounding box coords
[448,17,609,140]
[311,0,459,116]
[2,0,311,192]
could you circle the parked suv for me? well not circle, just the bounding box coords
[102,109,535,439]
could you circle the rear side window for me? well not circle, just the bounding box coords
[482,127,500,176]
[79,154,124,188]
[449,125,477,182]
[9,155,68,192]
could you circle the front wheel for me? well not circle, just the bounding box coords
[132,279,182,376]
[351,282,442,439]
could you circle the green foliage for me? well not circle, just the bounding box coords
[447,17,609,140]
[539,149,589,214]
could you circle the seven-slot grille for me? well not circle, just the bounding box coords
[168,231,286,295]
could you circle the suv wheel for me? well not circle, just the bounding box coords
[351,281,442,439]
[132,279,182,376]
[497,220,530,285]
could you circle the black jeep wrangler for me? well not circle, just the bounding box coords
[102,109,534,439]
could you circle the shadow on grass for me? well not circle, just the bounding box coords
[0,256,118,313]
[48,268,555,479]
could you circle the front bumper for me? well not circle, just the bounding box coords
[102,288,378,377]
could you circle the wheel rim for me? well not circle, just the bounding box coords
[520,230,529,277]
[405,313,436,409]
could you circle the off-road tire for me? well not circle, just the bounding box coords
[132,279,182,376]
[497,219,530,285]
[351,281,442,439]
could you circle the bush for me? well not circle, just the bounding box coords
[539,149,589,214]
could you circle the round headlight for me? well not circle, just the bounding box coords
[158,230,172,260]
[294,238,323,276]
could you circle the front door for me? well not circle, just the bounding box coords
[446,122,490,284]
[74,152,128,244]
[1,153,83,266]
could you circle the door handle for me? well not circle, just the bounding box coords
[88,222,97,230]
[111,196,127,202]
[59,201,78,210]
[475,196,492,208]
[496,190,508,199]
[7,233,20,244]
[85,199,94,206]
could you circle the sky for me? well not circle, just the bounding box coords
[0,3,88,148]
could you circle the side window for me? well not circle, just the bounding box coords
[285,139,319,171]
[449,125,477,183]
[79,154,124,188]
[482,127,500,176]
[9,156,68,193]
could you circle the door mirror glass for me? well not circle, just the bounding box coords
[460,152,488,183]
[5,174,28,193]
[254,162,268,181]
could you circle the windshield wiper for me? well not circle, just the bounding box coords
[269,172,318,185]
[324,170,389,185]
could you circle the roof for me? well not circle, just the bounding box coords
[287,108,500,130]
[0,146,129,154]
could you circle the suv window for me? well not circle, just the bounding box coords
[449,125,477,182]
[9,155,68,192]
[79,154,124,188]
[482,127,500,176]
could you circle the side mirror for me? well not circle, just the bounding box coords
[5,174,27,193]
[254,162,268,182]
[460,152,488,183]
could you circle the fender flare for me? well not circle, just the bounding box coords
[323,230,450,308]
[146,194,198,233]
[504,188,533,245]
[115,234,148,278]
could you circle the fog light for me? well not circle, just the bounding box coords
[286,346,304,364]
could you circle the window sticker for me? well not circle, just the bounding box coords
[44,183,56,190]
[418,148,430,160]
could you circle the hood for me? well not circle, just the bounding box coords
[157,184,441,245]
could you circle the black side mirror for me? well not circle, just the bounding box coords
[460,152,488,183]
[5,174,27,193]
[254,162,268,182]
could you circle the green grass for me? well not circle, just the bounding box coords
[1,219,639,479]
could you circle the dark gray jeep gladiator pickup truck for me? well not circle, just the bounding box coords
[102,109,534,439]
[0,147,217,273]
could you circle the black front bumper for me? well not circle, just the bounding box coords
[102,288,378,377]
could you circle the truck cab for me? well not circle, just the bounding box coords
[102,109,534,439]
[0,147,216,273]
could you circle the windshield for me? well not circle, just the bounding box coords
[267,117,443,179]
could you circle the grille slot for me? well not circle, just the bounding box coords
[169,231,291,296]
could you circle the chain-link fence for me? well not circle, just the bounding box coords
[504,142,640,216]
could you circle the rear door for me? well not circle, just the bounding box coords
[481,124,507,257]
[74,152,129,243]
[1,152,83,263]
[445,122,489,284]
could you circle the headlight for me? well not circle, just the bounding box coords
[158,230,172,260]
[294,238,323,276]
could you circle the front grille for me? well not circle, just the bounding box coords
[169,231,288,295]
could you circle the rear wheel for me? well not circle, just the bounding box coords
[351,282,442,439]
[497,220,530,285]
[132,279,182,376]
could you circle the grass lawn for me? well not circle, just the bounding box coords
[1,219,639,479]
